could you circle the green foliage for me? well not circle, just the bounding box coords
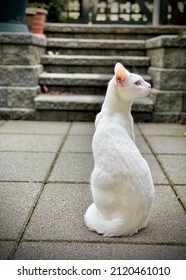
[28,0,67,22]
[47,0,67,23]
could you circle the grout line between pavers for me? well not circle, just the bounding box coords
[138,124,186,212]
[15,239,186,247]
[8,122,73,260]
[0,121,6,128]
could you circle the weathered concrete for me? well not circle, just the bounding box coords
[0,121,185,260]
[45,23,186,40]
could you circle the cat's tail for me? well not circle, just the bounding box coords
[84,203,134,237]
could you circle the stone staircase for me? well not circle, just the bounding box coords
[35,24,154,121]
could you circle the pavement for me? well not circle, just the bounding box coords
[0,120,186,260]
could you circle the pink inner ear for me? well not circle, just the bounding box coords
[116,66,127,81]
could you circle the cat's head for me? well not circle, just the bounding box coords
[113,62,151,100]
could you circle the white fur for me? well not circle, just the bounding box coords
[84,63,155,237]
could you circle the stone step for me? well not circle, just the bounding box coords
[41,55,150,74]
[45,23,186,40]
[46,38,146,56]
[39,72,152,95]
[35,94,154,122]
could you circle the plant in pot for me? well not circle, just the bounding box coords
[25,1,48,34]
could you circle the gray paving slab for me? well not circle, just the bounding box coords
[14,241,186,260]
[23,184,186,244]
[69,122,141,136]
[143,154,169,184]
[139,123,186,136]
[0,182,42,239]
[0,121,5,126]
[135,136,151,154]
[0,241,15,260]
[174,185,186,209]
[157,155,186,185]
[134,124,141,136]
[0,152,55,182]
[49,153,94,182]
[63,135,92,153]
[63,135,147,154]
[70,122,95,135]
[0,121,70,135]
[146,136,186,154]
[0,134,63,153]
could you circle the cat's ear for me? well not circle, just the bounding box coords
[114,62,129,86]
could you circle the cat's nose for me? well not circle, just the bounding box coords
[147,83,151,89]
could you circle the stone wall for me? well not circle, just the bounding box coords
[0,33,46,119]
[146,35,186,122]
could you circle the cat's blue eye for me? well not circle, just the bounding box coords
[135,81,141,86]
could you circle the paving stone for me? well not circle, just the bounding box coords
[62,135,148,154]
[0,120,70,135]
[69,123,141,136]
[0,134,63,152]
[70,122,95,135]
[143,154,169,184]
[0,152,54,182]
[49,153,93,182]
[23,184,186,245]
[134,124,141,136]
[157,155,186,185]
[0,241,15,260]
[0,121,5,126]
[14,241,186,260]
[139,123,186,136]
[146,136,186,154]
[63,135,92,153]
[0,182,42,239]
[135,136,151,154]
[174,186,186,209]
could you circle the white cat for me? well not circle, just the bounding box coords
[84,62,155,237]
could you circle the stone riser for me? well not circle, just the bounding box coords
[47,47,145,56]
[46,38,146,56]
[44,24,186,40]
[45,32,155,40]
[34,94,153,122]
[36,109,152,122]
[41,55,150,75]
[39,73,151,95]
[44,65,148,75]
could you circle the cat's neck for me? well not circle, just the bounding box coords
[101,80,135,140]
[102,80,133,117]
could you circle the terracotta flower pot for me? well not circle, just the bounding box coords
[31,8,48,34]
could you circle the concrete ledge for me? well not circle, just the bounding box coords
[147,48,186,69]
[148,67,186,90]
[152,112,181,123]
[35,94,104,111]
[41,55,150,66]
[146,35,186,49]
[0,86,40,109]
[151,88,184,113]
[0,33,47,47]
[35,94,153,113]
[0,108,36,120]
[0,65,43,87]
[39,73,151,87]
[45,23,186,39]
[47,38,145,49]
